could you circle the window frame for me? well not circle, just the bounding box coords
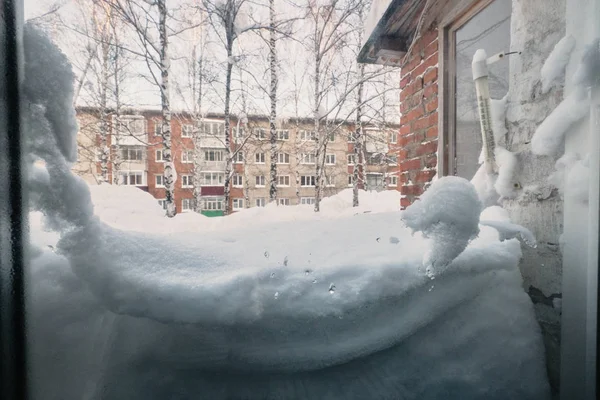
[232,198,245,210]
[255,175,266,187]
[277,175,290,187]
[278,198,290,206]
[201,172,224,186]
[325,153,336,165]
[439,0,497,177]
[155,174,164,188]
[347,154,356,165]
[181,198,194,212]
[277,152,290,164]
[300,175,316,187]
[204,149,223,162]
[155,149,164,162]
[255,197,266,207]
[255,152,266,164]
[181,175,193,188]
[181,124,194,138]
[232,174,244,187]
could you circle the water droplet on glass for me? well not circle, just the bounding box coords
[329,283,336,294]
[283,256,289,266]
[425,266,435,280]
[376,237,381,242]
[270,272,275,278]
[389,236,400,244]
[264,251,270,258]
[305,269,312,275]
[312,279,318,284]
[428,285,435,292]
[274,291,279,299]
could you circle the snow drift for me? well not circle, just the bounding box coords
[24,24,550,399]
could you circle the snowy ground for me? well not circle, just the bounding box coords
[24,24,551,399]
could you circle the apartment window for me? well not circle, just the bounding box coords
[388,176,398,187]
[348,175,353,187]
[154,122,162,136]
[115,115,146,140]
[325,154,336,165]
[366,173,384,192]
[233,127,245,139]
[255,197,266,207]
[232,174,243,187]
[390,131,398,144]
[156,149,164,162]
[202,197,223,210]
[204,149,223,162]
[255,153,266,163]
[233,151,244,164]
[299,130,317,141]
[255,175,266,187]
[278,198,290,206]
[155,174,164,187]
[157,199,167,210]
[201,172,224,186]
[300,153,316,164]
[119,171,144,186]
[347,154,356,165]
[277,175,290,187]
[348,132,355,142]
[388,155,398,165]
[277,152,290,164]
[443,0,511,178]
[300,197,315,205]
[300,175,316,187]
[182,150,194,163]
[254,128,267,140]
[277,129,289,140]
[326,175,335,187]
[181,198,194,212]
[119,147,144,161]
[328,132,335,142]
[233,198,244,210]
[181,175,193,188]
[199,122,224,136]
[181,124,193,138]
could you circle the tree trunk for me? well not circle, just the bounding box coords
[158,0,176,217]
[223,38,233,215]
[193,47,204,213]
[313,50,322,212]
[99,40,110,184]
[353,62,365,206]
[112,32,122,185]
[268,0,278,203]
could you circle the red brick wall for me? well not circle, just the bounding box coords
[398,26,439,209]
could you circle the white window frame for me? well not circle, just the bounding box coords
[325,153,336,165]
[202,196,223,210]
[119,171,145,186]
[277,152,290,164]
[232,174,243,187]
[388,175,398,187]
[201,172,225,186]
[347,154,355,165]
[255,197,266,207]
[156,149,164,162]
[181,198,194,212]
[181,124,194,138]
[233,198,244,210]
[390,131,398,144]
[157,199,167,210]
[348,175,353,187]
[155,174,164,188]
[204,149,223,162]
[326,175,335,187]
[278,198,290,206]
[300,197,315,205]
[388,155,398,166]
[255,152,266,164]
[299,130,317,141]
[255,175,266,187]
[277,175,290,187]
[182,150,194,163]
[300,153,316,165]
[181,175,193,188]
[277,129,289,140]
[120,146,144,162]
[233,151,244,164]
[254,128,267,140]
[300,175,316,187]
[154,122,163,136]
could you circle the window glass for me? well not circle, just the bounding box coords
[453,0,511,178]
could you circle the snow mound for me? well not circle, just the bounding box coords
[402,177,481,276]
[540,35,576,94]
[23,24,550,400]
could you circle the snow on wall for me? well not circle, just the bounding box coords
[540,35,576,94]
[23,22,551,400]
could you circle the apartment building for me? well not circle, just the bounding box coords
[74,107,399,215]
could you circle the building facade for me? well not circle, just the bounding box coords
[74,108,400,215]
